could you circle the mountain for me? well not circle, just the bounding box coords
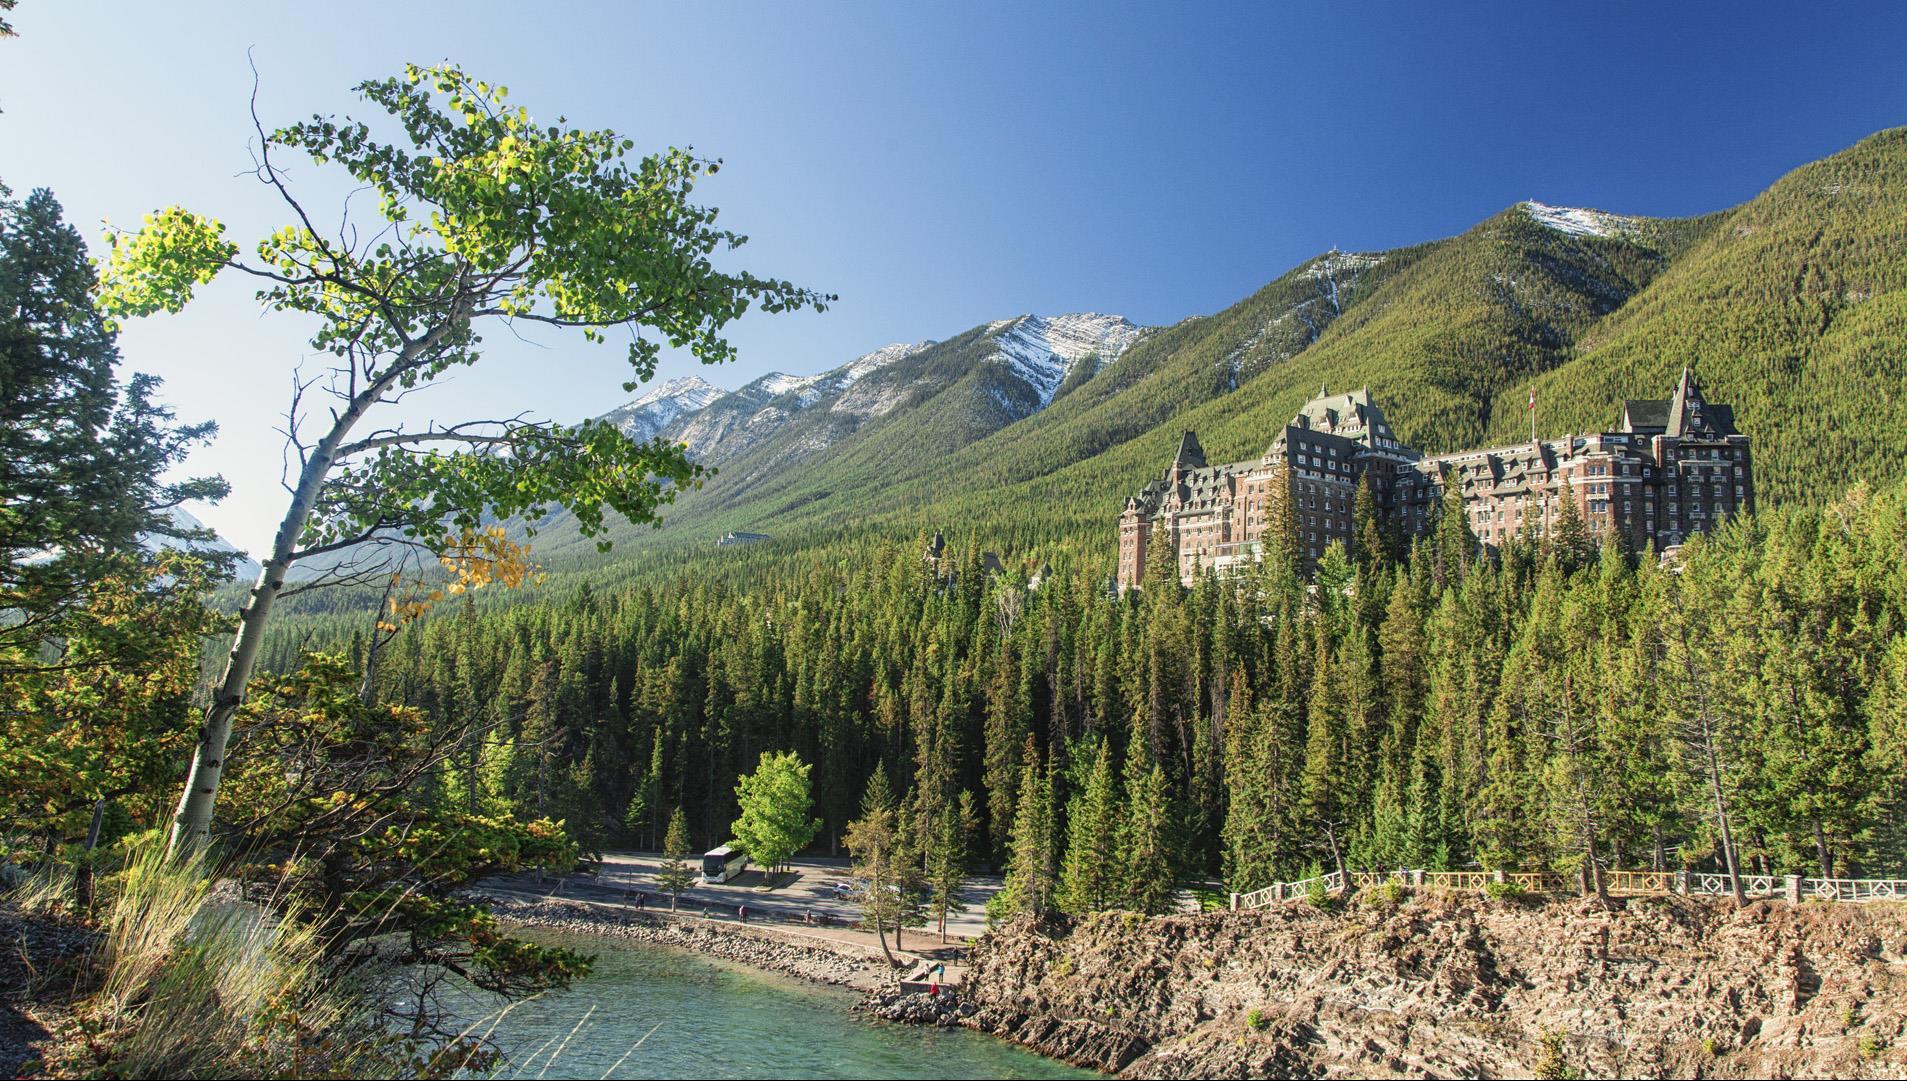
[150,507,261,580]
[983,312,1148,410]
[660,339,938,465]
[604,312,1147,469]
[446,129,1907,584]
[1483,128,1907,505]
[553,314,1144,541]
[598,376,726,443]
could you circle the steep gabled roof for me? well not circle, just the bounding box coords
[1172,430,1207,470]
[1665,366,1737,439]
[1621,399,1671,433]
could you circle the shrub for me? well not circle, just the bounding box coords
[1371,880,1410,906]
[1484,879,1527,901]
[985,890,1013,927]
[1532,1030,1579,1080]
[1245,1007,1270,1032]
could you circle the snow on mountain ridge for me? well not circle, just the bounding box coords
[1305,250,1385,279]
[839,340,936,384]
[1522,201,1642,239]
[592,317,1140,465]
[601,376,726,441]
[986,313,1144,409]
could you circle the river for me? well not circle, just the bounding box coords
[470,929,1097,1080]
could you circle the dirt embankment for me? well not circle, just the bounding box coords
[954,893,1907,1078]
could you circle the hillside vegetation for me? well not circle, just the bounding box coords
[1484,127,1907,505]
[493,130,1902,593]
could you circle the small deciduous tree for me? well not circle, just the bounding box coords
[731,750,820,878]
[93,65,830,854]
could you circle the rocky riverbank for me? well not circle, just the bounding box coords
[483,895,898,992]
[942,892,1907,1078]
[859,987,979,1027]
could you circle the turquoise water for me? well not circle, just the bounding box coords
[472,930,1097,1080]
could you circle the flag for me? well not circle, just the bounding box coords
[1528,387,1536,411]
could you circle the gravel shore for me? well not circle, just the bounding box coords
[483,895,900,993]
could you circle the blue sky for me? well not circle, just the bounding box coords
[3,2,1903,552]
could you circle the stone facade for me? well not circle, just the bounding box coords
[1117,369,1752,590]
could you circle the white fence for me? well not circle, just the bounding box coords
[1230,868,1907,910]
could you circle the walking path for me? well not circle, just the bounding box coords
[477,850,997,984]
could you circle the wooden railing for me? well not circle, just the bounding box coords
[1229,868,1907,911]
[1604,870,1673,894]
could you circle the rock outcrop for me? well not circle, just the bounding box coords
[955,893,1907,1078]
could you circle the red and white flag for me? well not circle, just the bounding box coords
[1528,387,1536,411]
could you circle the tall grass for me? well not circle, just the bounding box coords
[10,856,76,916]
[63,837,362,1078]
[11,838,580,1078]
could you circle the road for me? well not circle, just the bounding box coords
[499,850,1004,945]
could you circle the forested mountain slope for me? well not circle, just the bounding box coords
[527,183,1718,577]
[266,128,1905,600]
[1480,127,1907,505]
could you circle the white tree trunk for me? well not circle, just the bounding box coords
[166,388,378,854]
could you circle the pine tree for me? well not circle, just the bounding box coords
[1547,479,1595,572]
[1299,625,1352,885]
[1662,567,1748,903]
[1058,739,1119,914]
[845,776,903,965]
[891,798,928,949]
[657,807,696,911]
[925,790,975,941]
[1001,747,1058,919]
[1122,764,1175,914]
[0,186,225,647]
[1432,479,1476,587]
[1352,473,1391,570]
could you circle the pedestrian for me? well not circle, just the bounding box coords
[739,904,748,924]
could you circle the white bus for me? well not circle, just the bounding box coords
[701,844,749,884]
